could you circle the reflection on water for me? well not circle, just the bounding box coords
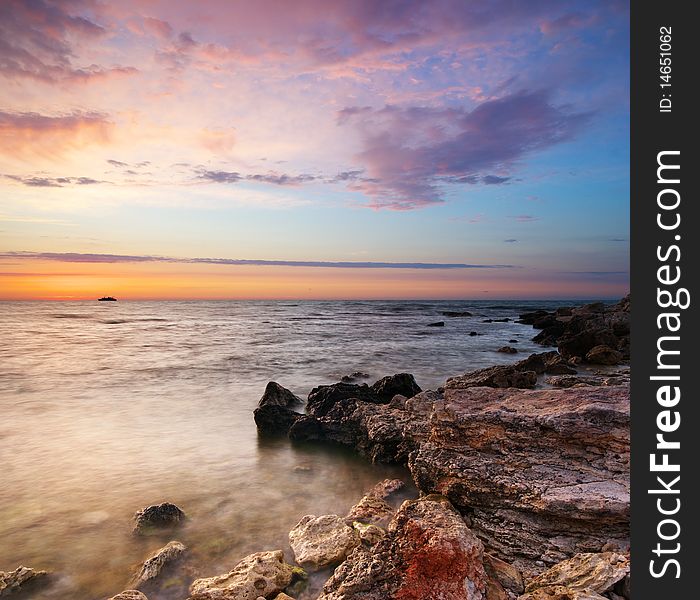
[0,299,574,599]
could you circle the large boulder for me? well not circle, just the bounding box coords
[0,566,48,597]
[446,365,537,389]
[254,404,302,436]
[133,503,185,535]
[288,515,360,570]
[187,550,302,600]
[409,386,629,575]
[306,383,379,417]
[370,373,421,402]
[258,382,303,408]
[131,541,187,588]
[318,495,487,600]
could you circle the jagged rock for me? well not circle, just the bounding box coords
[367,478,404,498]
[345,494,394,527]
[484,554,524,595]
[133,503,185,534]
[517,586,608,599]
[584,346,622,366]
[318,495,487,600]
[446,365,537,389]
[497,346,518,354]
[187,550,301,600]
[409,386,629,574]
[306,382,379,417]
[427,321,445,327]
[352,522,385,545]
[272,594,295,600]
[254,404,302,436]
[518,310,550,325]
[131,541,187,588]
[0,566,48,597]
[289,515,360,569]
[109,592,149,600]
[442,311,473,317]
[525,553,629,595]
[370,373,421,402]
[258,382,303,407]
[545,376,603,388]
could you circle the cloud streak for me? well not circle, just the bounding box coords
[1,251,518,270]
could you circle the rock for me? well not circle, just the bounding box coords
[584,346,623,366]
[341,372,370,383]
[109,592,149,600]
[517,310,550,325]
[370,373,421,402]
[442,311,473,317]
[409,386,629,574]
[555,308,573,317]
[446,365,537,389]
[131,541,187,588]
[318,495,487,600]
[307,382,380,417]
[254,404,302,436]
[0,566,48,597]
[345,494,394,527]
[469,331,482,336]
[427,321,445,327]
[367,478,405,498]
[525,553,629,595]
[497,346,518,354]
[483,554,524,595]
[508,339,518,343]
[133,503,185,534]
[352,521,385,545]
[517,586,608,599]
[289,515,360,569]
[546,376,602,388]
[188,550,301,600]
[273,594,295,600]
[258,382,303,407]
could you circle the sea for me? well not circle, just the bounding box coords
[0,299,587,599]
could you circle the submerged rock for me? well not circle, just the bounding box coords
[427,321,445,327]
[497,346,518,354]
[133,503,185,535]
[442,311,473,317]
[0,566,48,597]
[340,372,370,383]
[318,495,487,600]
[131,541,187,588]
[289,515,360,570]
[409,386,629,574]
[187,550,301,600]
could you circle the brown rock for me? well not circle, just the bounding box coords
[517,586,608,599]
[131,541,187,588]
[0,566,49,597]
[584,346,623,366]
[133,502,185,535]
[289,515,360,570]
[345,494,394,527]
[484,554,524,594]
[446,365,537,390]
[318,495,487,600]
[258,382,302,407]
[525,553,629,595]
[497,346,518,354]
[109,592,149,600]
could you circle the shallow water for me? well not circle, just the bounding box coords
[0,299,579,599]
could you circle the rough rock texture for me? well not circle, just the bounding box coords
[318,495,487,600]
[409,386,629,574]
[254,404,303,436]
[370,374,421,402]
[484,554,524,595]
[0,566,48,597]
[584,346,623,366]
[517,586,608,600]
[525,553,629,595]
[188,550,300,600]
[289,515,360,569]
[306,382,381,417]
[109,592,149,600]
[289,390,440,463]
[345,494,394,527]
[497,346,518,354]
[131,541,187,588]
[258,382,303,408]
[523,296,630,362]
[133,503,185,534]
[446,365,537,389]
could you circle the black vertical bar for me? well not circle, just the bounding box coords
[631,1,696,598]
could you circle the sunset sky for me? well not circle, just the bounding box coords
[0,0,629,300]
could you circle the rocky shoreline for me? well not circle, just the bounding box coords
[3,297,630,600]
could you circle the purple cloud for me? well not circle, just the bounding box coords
[339,90,592,209]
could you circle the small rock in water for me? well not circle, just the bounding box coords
[340,372,370,383]
[441,311,472,317]
[497,346,518,354]
[468,331,481,336]
[0,566,49,597]
[427,321,445,327]
[131,540,187,588]
[109,591,148,600]
[133,503,185,535]
[188,550,301,600]
[289,514,360,570]
[508,339,518,343]
[258,381,303,408]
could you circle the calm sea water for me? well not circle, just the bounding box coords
[0,299,580,599]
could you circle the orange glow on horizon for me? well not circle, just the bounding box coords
[0,259,628,300]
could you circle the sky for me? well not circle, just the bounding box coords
[0,0,630,300]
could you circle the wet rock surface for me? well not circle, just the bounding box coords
[0,566,49,597]
[131,540,187,589]
[133,503,185,535]
[288,515,360,570]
